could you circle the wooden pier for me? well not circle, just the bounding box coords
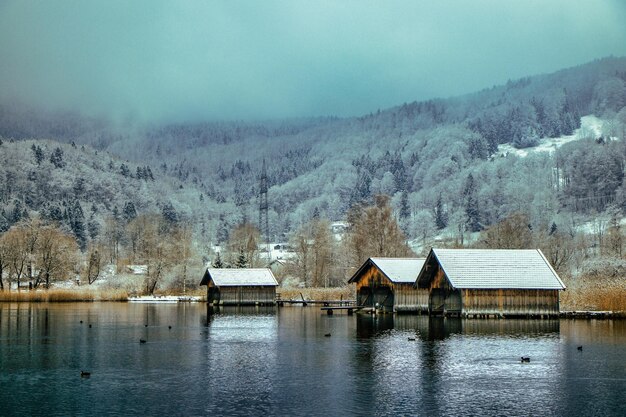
[275,292,355,308]
[320,306,363,315]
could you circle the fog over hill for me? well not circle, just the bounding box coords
[2,1,625,122]
[2,56,626,255]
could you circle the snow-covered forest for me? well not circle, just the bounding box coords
[1,56,626,291]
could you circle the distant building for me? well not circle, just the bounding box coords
[200,268,278,306]
[126,265,148,275]
[416,248,566,317]
[348,257,427,313]
[331,221,350,241]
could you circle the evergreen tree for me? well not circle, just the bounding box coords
[73,177,85,198]
[235,247,247,268]
[87,216,100,240]
[11,199,24,223]
[119,163,130,177]
[351,170,371,204]
[549,222,558,236]
[392,152,407,191]
[463,174,481,232]
[161,202,178,226]
[212,251,224,268]
[70,200,87,250]
[399,190,410,220]
[145,166,154,181]
[31,144,44,165]
[50,147,65,168]
[434,194,447,229]
[42,203,64,223]
[123,201,137,223]
[216,214,229,244]
[0,209,8,233]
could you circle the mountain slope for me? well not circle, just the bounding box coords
[1,56,626,246]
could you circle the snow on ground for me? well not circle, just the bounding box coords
[128,295,201,302]
[497,115,609,158]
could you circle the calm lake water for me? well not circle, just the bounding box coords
[1,303,626,416]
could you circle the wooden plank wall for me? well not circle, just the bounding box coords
[211,286,276,306]
[353,264,427,312]
[395,284,429,313]
[462,289,560,317]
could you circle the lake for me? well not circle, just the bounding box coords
[1,303,625,416]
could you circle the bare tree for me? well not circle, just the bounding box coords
[3,227,29,291]
[170,222,193,292]
[35,225,79,288]
[103,215,124,264]
[227,222,261,267]
[311,219,333,287]
[346,195,413,266]
[289,227,311,286]
[0,234,9,290]
[479,213,533,249]
[289,218,334,287]
[85,244,105,285]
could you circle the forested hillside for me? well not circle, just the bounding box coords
[1,56,626,259]
[0,139,203,245]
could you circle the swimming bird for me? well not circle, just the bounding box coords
[577,346,583,351]
[144,324,148,328]
[140,339,147,344]
[324,333,331,337]
[80,371,91,378]
[80,320,83,324]
[88,324,92,328]
[521,356,530,362]
[168,326,172,330]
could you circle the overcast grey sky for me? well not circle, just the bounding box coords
[1,0,625,123]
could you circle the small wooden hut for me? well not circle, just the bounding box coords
[348,258,427,313]
[416,248,566,317]
[200,268,278,306]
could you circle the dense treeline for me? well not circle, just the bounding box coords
[1,57,626,286]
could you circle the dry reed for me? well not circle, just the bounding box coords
[278,286,355,301]
[560,275,626,312]
[0,288,129,302]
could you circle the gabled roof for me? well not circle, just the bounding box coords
[200,268,278,287]
[417,248,566,290]
[348,258,426,284]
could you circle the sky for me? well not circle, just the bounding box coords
[1,0,625,123]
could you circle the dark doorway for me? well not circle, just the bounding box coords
[357,286,394,311]
[208,287,220,305]
[429,289,445,315]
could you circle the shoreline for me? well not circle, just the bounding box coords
[1,288,625,318]
[1,295,626,319]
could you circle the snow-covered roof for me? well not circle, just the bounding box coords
[418,248,565,290]
[200,268,278,287]
[349,258,426,284]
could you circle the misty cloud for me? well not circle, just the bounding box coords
[0,0,625,123]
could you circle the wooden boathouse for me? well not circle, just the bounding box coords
[348,257,427,313]
[200,268,279,306]
[416,248,566,317]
